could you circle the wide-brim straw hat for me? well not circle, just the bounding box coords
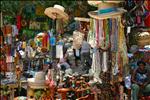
[88,1,126,19]
[74,17,90,22]
[44,4,69,21]
[88,1,124,7]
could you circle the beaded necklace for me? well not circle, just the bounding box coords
[96,19,99,47]
[99,19,110,51]
[114,18,118,52]
[98,19,104,47]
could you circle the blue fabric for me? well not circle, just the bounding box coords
[98,7,117,14]
[136,73,147,84]
[50,37,56,46]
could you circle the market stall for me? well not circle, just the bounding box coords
[0,1,149,100]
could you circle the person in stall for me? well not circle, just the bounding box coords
[81,37,92,72]
[131,61,150,100]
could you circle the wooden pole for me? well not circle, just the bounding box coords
[0,12,3,28]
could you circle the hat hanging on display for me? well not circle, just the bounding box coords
[27,71,47,89]
[88,1,126,19]
[44,5,69,21]
[74,17,90,22]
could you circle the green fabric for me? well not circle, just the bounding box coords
[131,84,150,100]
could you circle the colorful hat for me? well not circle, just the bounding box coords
[44,5,69,21]
[88,1,126,19]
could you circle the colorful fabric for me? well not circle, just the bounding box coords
[50,36,56,46]
[42,33,49,49]
[16,15,21,32]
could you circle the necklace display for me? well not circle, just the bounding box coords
[88,16,129,84]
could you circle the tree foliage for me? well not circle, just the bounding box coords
[0,1,95,18]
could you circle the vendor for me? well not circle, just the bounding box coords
[81,37,92,72]
[131,61,150,100]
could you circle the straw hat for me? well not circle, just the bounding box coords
[44,4,69,21]
[88,1,126,19]
[88,1,124,7]
[74,17,90,22]
[28,71,47,89]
